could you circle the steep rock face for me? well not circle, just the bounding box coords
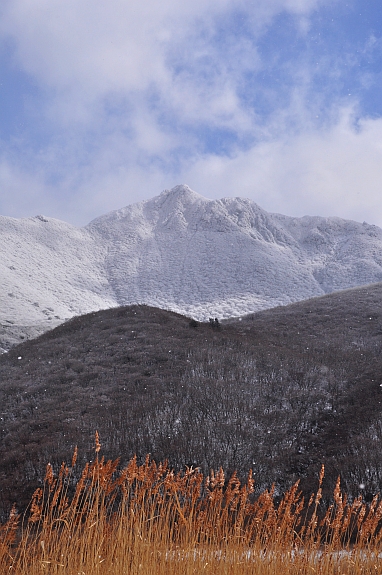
[2,184,382,349]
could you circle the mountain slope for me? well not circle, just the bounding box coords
[87,186,320,317]
[0,214,117,350]
[2,184,382,349]
[1,283,382,516]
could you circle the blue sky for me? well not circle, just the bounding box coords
[1,0,382,226]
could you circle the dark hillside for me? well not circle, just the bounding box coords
[1,284,382,517]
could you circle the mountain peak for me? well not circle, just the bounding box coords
[3,186,382,352]
[161,184,201,198]
[88,185,206,229]
[155,184,207,207]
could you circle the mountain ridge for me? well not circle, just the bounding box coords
[1,184,382,350]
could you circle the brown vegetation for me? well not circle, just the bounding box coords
[2,440,382,574]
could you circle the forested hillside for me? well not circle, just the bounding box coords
[1,282,382,518]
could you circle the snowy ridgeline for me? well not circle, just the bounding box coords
[1,184,382,348]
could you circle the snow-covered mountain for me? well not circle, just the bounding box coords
[2,184,382,350]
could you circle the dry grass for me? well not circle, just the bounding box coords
[1,436,382,574]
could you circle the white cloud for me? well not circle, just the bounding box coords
[0,0,329,101]
[178,108,382,226]
[2,105,382,228]
[0,155,56,218]
[1,0,376,229]
[0,0,334,141]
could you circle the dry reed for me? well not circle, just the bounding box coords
[1,435,382,574]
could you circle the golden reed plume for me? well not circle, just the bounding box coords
[1,434,382,574]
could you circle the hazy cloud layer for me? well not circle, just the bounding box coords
[1,0,381,226]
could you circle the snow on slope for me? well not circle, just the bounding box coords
[2,184,382,350]
[0,214,117,350]
[87,186,320,318]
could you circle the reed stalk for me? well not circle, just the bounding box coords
[1,435,382,574]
